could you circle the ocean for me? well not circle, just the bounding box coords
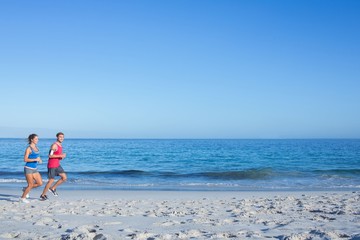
[1,138,359,191]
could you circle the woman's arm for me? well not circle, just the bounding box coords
[23,147,39,162]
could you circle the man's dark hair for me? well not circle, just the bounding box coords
[56,132,64,137]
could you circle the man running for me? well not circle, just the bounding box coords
[40,132,67,200]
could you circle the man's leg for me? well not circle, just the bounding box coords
[51,172,67,190]
[42,178,54,196]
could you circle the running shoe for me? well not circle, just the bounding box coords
[49,188,58,196]
[22,187,30,199]
[40,195,48,201]
[19,198,30,203]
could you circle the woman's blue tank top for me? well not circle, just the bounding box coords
[25,146,40,169]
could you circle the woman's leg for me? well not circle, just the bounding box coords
[21,174,34,199]
[31,172,43,188]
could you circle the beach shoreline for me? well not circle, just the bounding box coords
[1,188,359,239]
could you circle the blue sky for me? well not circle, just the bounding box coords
[1,1,359,138]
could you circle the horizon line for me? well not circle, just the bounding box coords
[1,137,359,140]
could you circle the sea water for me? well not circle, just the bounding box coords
[1,139,359,191]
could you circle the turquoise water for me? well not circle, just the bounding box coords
[1,139,359,190]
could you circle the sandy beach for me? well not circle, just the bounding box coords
[0,188,359,239]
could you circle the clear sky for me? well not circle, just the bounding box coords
[1,1,359,138]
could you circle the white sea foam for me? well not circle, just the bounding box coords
[0,179,26,183]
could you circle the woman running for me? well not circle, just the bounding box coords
[20,134,43,203]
